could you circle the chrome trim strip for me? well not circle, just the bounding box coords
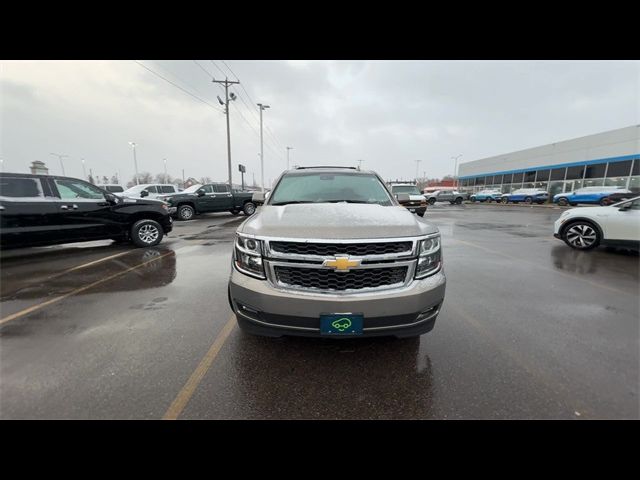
[236,306,440,333]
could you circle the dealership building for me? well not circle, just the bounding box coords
[457,125,640,198]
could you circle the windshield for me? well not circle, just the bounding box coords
[123,185,145,194]
[391,185,421,195]
[268,172,393,206]
[105,185,124,192]
[182,184,203,193]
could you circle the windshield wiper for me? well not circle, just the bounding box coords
[270,201,315,206]
[325,200,371,204]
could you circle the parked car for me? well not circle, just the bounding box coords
[553,186,632,206]
[469,189,502,203]
[97,184,125,193]
[228,166,445,338]
[118,183,179,200]
[0,173,173,249]
[501,188,549,204]
[157,182,256,220]
[388,183,427,216]
[600,191,638,206]
[553,196,640,250]
[425,190,468,205]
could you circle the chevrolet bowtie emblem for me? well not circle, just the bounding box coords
[323,256,361,271]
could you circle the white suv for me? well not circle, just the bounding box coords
[118,184,179,200]
[553,196,640,250]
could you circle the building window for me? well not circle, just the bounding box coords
[605,177,629,187]
[606,160,632,177]
[501,174,511,184]
[524,170,536,183]
[549,181,564,197]
[584,163,606,179]
[535,169,550,182]
[632,159,639,176]
[512,172,524,184]
[550,168,566,181]
[566,165,585,180]
[629,176,640,193]
[476,176,485,185]
[583,178,605,188]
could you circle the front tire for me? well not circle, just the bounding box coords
[557,197,569,206]
[524,197,533,205]
[177,205,195,221]
[562,221,600,250]
[130,219,163,247]
[599,197,609,206]
[455,197,463,204]
[243,202,256,216]
[428,198,436,205]
[470,196,476,203]
[501,197,509,204]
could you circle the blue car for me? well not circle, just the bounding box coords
[469,189,502,203]
[500,188,549,204]
[553,187,632,206]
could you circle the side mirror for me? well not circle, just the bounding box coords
[105,193,118,204]
[396,193,410,203]
[140,190,149,198]
[197,189,206,197]
[252,192,266,204]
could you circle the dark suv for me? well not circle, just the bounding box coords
[0,173,173,249]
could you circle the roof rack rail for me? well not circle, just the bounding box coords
[294,166,357,170]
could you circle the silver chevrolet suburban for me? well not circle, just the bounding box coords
[227,166,446,338]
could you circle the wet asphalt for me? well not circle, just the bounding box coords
[0,205,638,419]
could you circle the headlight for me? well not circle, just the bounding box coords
[234,234,266,279]
[415,235,441,279]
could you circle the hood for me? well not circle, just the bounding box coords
[240,203,438,239]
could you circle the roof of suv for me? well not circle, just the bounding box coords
[286,166,373,175]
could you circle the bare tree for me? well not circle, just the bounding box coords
[155,173,174,184]
[132,172,153,185]
[199,176,212,185]
[110,175,119,184]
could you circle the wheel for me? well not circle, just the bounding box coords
[243,202,256,216]
[428,198,436,205]
[562,221,600,250]
[454,197,463,205]
[130,219,163,247]
[486,197,492,203]
[599,197,609,206]
[501,197,509,204]
[177,204,195,220]
[470,196,476,203]
[524,197,533,205]
[557,197,569,206]
[229,209,240,215]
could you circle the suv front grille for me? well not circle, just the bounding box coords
[274,266,408,291]
[269,241,412,256]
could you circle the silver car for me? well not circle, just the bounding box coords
[228,166,446,338]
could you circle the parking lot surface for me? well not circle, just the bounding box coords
[1,206,638,419]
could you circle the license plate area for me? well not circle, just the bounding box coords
[320,313,364,335]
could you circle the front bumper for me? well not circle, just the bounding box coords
[228,267,446,338]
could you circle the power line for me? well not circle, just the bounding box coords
[219,60,286,158]
[134,61,223,113]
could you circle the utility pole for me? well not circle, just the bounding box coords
[50,153,68,176]
[81,158,87,180]
[182,169,185,188]
[128,142,139,185]
[257,103,270,191]
[415,160,422,182]
[286,146,293,170]
[357,159,363,170]
[213,77,240,187]
[163,158,167,182]
[451,154,462,188]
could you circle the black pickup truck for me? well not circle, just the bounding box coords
[157,183,256,220]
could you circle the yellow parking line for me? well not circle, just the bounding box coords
[449,238,634,297]
[163,315,236,420]
[0,251,174,326]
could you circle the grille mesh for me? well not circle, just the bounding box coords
[269,241,412,256]
[275,266,408,290]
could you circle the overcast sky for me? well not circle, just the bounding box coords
[1,60,638,186]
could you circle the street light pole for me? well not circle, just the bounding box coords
[286,146,293,170]
[163,158,167,182]
[128,142,139,185]
[451,154,462,188]
[415,160,422,181]
[81,158,87,180]
[50,153,68,176]
[357,159,363,170]
[257,103,270,191]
